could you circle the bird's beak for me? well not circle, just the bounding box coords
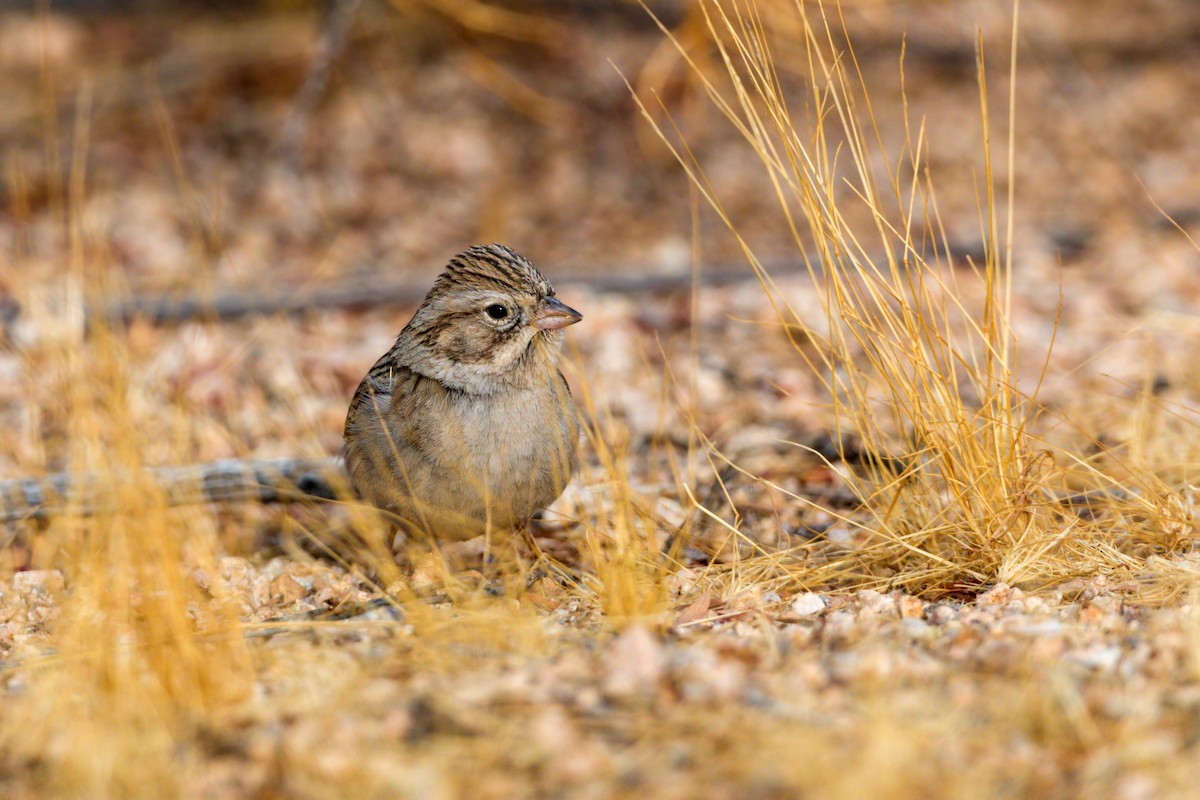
[534,297,583,330]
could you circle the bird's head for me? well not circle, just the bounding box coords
[403,244,582,393]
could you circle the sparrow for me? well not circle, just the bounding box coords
[342,244,582,541]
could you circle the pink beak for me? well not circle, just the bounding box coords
[534,297,583,330]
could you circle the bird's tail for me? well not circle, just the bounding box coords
[1,457,348,528]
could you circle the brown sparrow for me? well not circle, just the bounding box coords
[342,244,582,541]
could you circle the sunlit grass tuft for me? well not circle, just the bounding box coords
[633,0,1198,597]
[0,300,253,797]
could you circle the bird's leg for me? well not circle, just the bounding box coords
[518,520,584,591]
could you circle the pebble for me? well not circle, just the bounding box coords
[1066,645,1122,672]
[12,571,65,596]
[789,593,827,617]
[603,625,665,699]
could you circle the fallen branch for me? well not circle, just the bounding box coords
[97,237,996,327]
[277,0,364,169]
[96,262,802,326]
[0,239,990,333]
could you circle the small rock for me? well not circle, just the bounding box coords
[671,646,747,702]
[603,625,665,699]
[901,618,934,639]
[927,603,960,625]
[823,610,858,642]
[12,570,65,596]
[857,589,894,616]
[789,593,827,617]
[1067,645,1121,672]
[977,583,1014,606]
[1014,620,1064,636]
[191,568,212,591]
[666,568,698,595]
[269,574,308,604]
[825,526,854,544]
[897,595,925,620]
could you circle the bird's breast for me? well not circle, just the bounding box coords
[438,383,576,489]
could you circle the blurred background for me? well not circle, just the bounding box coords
[2,0,1197,292]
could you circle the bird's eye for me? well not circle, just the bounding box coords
[485,304,509,320]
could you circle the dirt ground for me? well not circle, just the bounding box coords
[1,1,1200,797]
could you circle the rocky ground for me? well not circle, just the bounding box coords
[1,1,1200,797]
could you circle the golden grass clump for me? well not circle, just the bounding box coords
[636,0,1197,596]
[0,316,253,795]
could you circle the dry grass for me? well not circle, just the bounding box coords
[0,0,1199,797]
[634,0,1200,599]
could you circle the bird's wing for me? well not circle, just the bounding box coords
[344,355,403,440]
